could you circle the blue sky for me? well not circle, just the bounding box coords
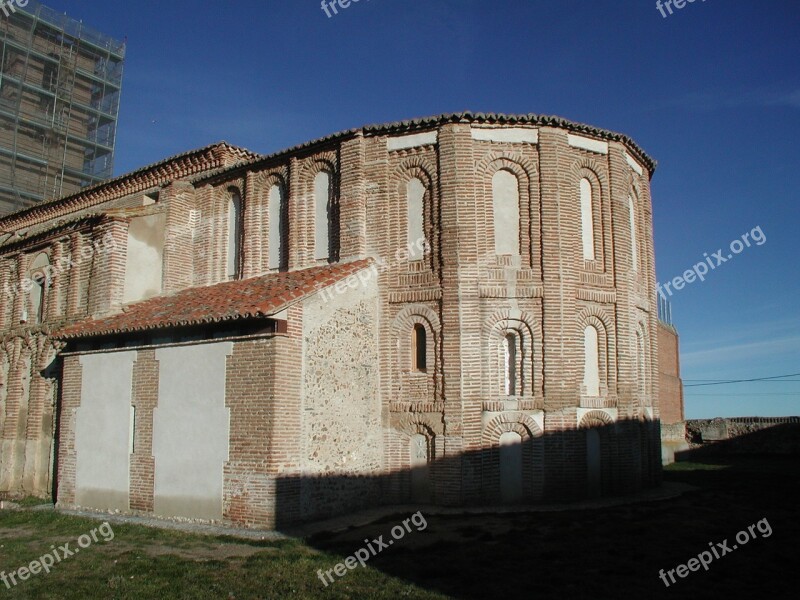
[38,0,799,418]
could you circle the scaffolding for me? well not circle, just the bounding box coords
[0,0,125,216]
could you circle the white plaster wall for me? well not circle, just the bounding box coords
[314,172,330,260]
[499,432,523,503]
[628,196,638,271]
[567,134,609,155]
[268,184,282,269]
[227,194,241,279]
[153,342,232,520]
[75,351,136,511]
[625,152,644,175]
[123,213,165,303]
[407,178,425,255]
[580,178,595,260]
[492,170,520,255]
[386,131,438,151]
[583,326,600,397]
[471,127,538,144]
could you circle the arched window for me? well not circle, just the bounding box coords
[583,325,600,397]
[227,190,243,279]
[504,333,518,396]
[492,170,520,255]
[628,195,638,272]
[268,184,286,270]
[314,171,334,261]
[580,178,595,260]
[407,177,426,259]
[412,324,427,372]
[28,252,50,324]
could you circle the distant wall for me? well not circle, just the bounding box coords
[657,322,683,424]
[680,417,800,457]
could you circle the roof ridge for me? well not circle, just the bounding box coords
[2,112,656,230]
[0,142,261,230]
[55,259,374,340]
[203,111,657,184]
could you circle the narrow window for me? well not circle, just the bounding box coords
[227,190,242,279]
[268,184,286,270]
[412,324,427,372]
[628,196,638,272]
[504,333,517,396]
[492,170,520,255]
[580,178,595,260]
[28,252,50,324]
[32,277,45,323]
[407,177,426,259]
[583,325,600,397]
[314,171,331,260]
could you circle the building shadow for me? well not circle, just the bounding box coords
[272,418,662,531]
[677,421,800,461]
[266,419,800,599]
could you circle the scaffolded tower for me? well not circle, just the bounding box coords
[0,1,124,215]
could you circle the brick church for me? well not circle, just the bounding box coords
[0,113,670,528]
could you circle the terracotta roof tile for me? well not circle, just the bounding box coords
[198,111,656,186]
[0,142,260,231]
[55,259,373,340]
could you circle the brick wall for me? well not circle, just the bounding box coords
[658,322,684,424]
[3,114,665,521]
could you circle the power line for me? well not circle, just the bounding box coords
[684,380,800,383]
[685,393,800,397]
[684,372,800,388]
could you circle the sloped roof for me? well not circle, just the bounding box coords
[1,111,656,235]
[55,259,373,340]
[204,111,657,184]
[0,142,260,231]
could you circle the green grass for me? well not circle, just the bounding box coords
[663,461,730,471]
[1,456,798,599]
[0,496,52,508]
[0,510,446,599]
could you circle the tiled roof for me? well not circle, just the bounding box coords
[0,212,104,251]
[1,111,655,234]
[0,142,260,231]
[198,111,657,186]
[55,259,373,340]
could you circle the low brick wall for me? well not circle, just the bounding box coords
[679,417,800,457]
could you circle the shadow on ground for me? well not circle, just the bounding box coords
[303,455,799,599]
